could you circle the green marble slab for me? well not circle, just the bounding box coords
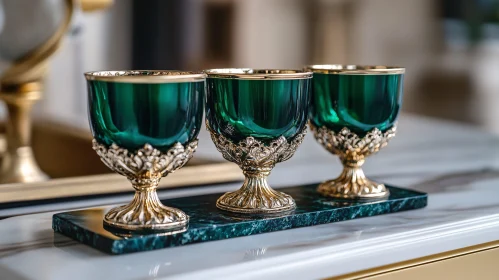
[52,184,427,255]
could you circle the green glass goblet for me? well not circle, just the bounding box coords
[205,69,312,214]
[305,65,405,199]
[85,70,205,231]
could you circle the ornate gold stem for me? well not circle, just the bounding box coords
[104,177,188,231]
[310,123,396,199]
[207,122,306,214]
[93,140,197,231]
[317,159,387,199]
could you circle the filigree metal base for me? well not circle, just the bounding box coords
[317,161,389,199]
[93,139,197,231]
[216,171,296,214]
[207,122,306,214]
[310,123,396,200]
[104,189,188,231]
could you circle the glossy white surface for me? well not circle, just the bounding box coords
[1,114,499,280]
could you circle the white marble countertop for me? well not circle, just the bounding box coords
[1,114,499,280]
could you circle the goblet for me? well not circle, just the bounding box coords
[85,70,205,231]
[305,65,405,199]
[205,69,312,214]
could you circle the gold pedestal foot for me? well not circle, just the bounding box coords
[216,170,296,214]
[0,83,48,184]
[0,146,48,184]
[104,182,188,231]
[317,160,389,199]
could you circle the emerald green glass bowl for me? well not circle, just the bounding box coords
[308,65,404,136]
[205,70,311,143]
[305,65,405,200]
[87,72,204,152]
[85,70,205,231]
[205,69,312,214]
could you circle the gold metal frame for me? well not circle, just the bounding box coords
[328,240,499,280]
[204,68,313,80]
[80,0,114,12]
[84,70,206,83]
[0,162,242,206]
[304,65,405,75]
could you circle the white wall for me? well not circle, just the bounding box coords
[233,0,309,68]
[26,0,499,135]
[41,0,132,130]
[348,0,438,95]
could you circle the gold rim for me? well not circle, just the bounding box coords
[84,70,206,83]
[304,65,405,75]
[204,68,313,80]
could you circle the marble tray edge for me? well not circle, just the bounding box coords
[52,215,116,253]
[52,186,428,255]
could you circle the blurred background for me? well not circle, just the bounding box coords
[1,0,499,180]
[3,0,499,132]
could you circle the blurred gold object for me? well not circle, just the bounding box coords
[0,0,73,183]
[79,0,113,12]
[0,83,47,183]
[0,0,111,184]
